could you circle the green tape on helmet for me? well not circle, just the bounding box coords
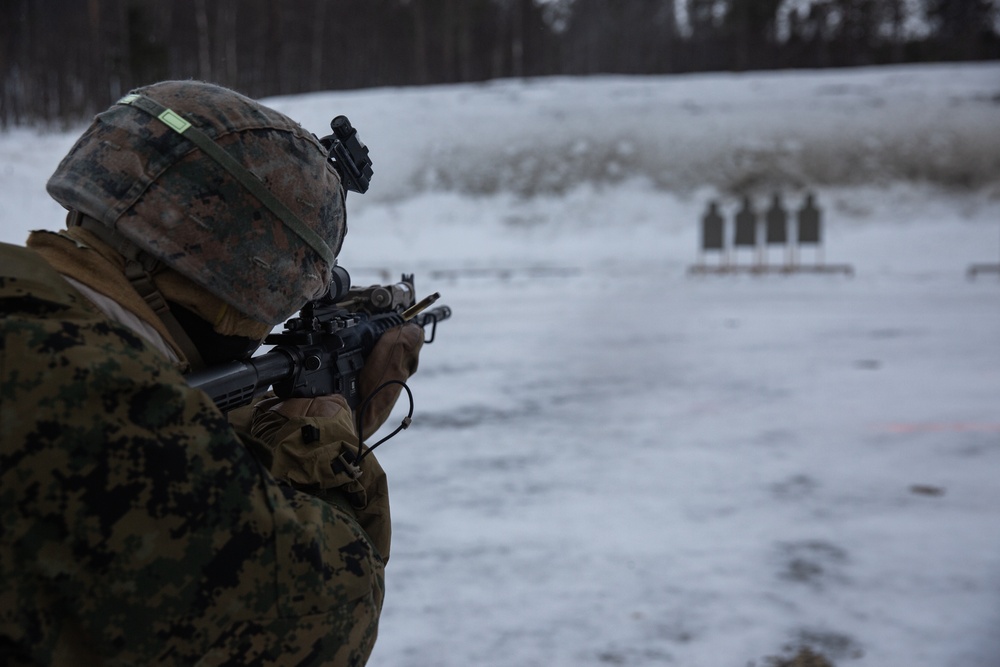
[157,109,192,134]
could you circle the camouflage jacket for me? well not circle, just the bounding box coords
[0,243,384,666]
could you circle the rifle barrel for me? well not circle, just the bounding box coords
[186,349,295,413]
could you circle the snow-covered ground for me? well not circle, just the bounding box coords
[2,62,999,666]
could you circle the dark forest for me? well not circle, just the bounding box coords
[2,0,998,127]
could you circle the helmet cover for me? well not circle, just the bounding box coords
[46,80,346,324]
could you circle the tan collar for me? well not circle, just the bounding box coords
[26,227,190,367]
[62,276,182,365]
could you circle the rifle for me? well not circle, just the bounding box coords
[186,266,450,414]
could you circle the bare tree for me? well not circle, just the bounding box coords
[1,0,997,127]
[193,0,212,80]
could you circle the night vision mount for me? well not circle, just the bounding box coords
[320,115,373,195]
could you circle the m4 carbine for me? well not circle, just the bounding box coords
[186,266,450,414]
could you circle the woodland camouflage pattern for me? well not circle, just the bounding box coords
[46,80,346,325]
[0,243,384,665]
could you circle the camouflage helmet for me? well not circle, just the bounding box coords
[46,80,346,325]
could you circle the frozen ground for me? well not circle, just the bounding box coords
[1,62,999,666]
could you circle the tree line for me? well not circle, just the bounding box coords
[2,0,998,127]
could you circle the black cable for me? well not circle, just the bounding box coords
[354,380,414,464]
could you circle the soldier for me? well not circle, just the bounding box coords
[0,80,423,665]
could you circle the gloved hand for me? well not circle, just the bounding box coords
[250,394,391,561]
[357,322,424,437]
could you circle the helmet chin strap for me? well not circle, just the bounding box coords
[68,210,207,372]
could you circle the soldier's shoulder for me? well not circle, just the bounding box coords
[0,241,179,396]
[0,241,89,313]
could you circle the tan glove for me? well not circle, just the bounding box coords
[357,322,424,437]
[251,394,391,561]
